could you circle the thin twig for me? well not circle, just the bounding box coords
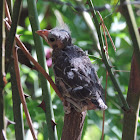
[0,0,6,86]
[4,0,11,24]
[97,11,116,52]
[113,70,130,73]
[4,20,63,102]
[12,46,37,140]
[98,13,109,58]
[102,111,105,140]
[102,71,108,140]
[0,0,5,136]
[0,0,6,85]
[104,25,116,52]
[2,23,6,84]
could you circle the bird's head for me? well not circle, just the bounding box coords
[36,27,72,49]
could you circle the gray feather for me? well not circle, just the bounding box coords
[52,45,107,110]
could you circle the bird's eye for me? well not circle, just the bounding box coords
[49,37,55,42]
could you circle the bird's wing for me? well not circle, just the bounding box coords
[53,48,104,101]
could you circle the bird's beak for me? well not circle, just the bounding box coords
[36,29,49,41]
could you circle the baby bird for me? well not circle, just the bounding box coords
[36,26,107,113]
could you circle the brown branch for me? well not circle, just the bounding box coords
[4,20,63,102]
[12,46,37,140]
[4,0,11,24]
[61,109,86,140]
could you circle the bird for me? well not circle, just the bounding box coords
[36,26,107,113]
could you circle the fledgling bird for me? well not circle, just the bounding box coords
[36,26,107,113]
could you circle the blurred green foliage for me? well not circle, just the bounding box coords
[4,0,140,139]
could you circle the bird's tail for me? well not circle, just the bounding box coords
[91,98,107,110]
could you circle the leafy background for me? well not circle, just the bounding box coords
[4,0,140,139]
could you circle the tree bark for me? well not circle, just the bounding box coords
[122,53,140,140]
[61,109,86,140]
